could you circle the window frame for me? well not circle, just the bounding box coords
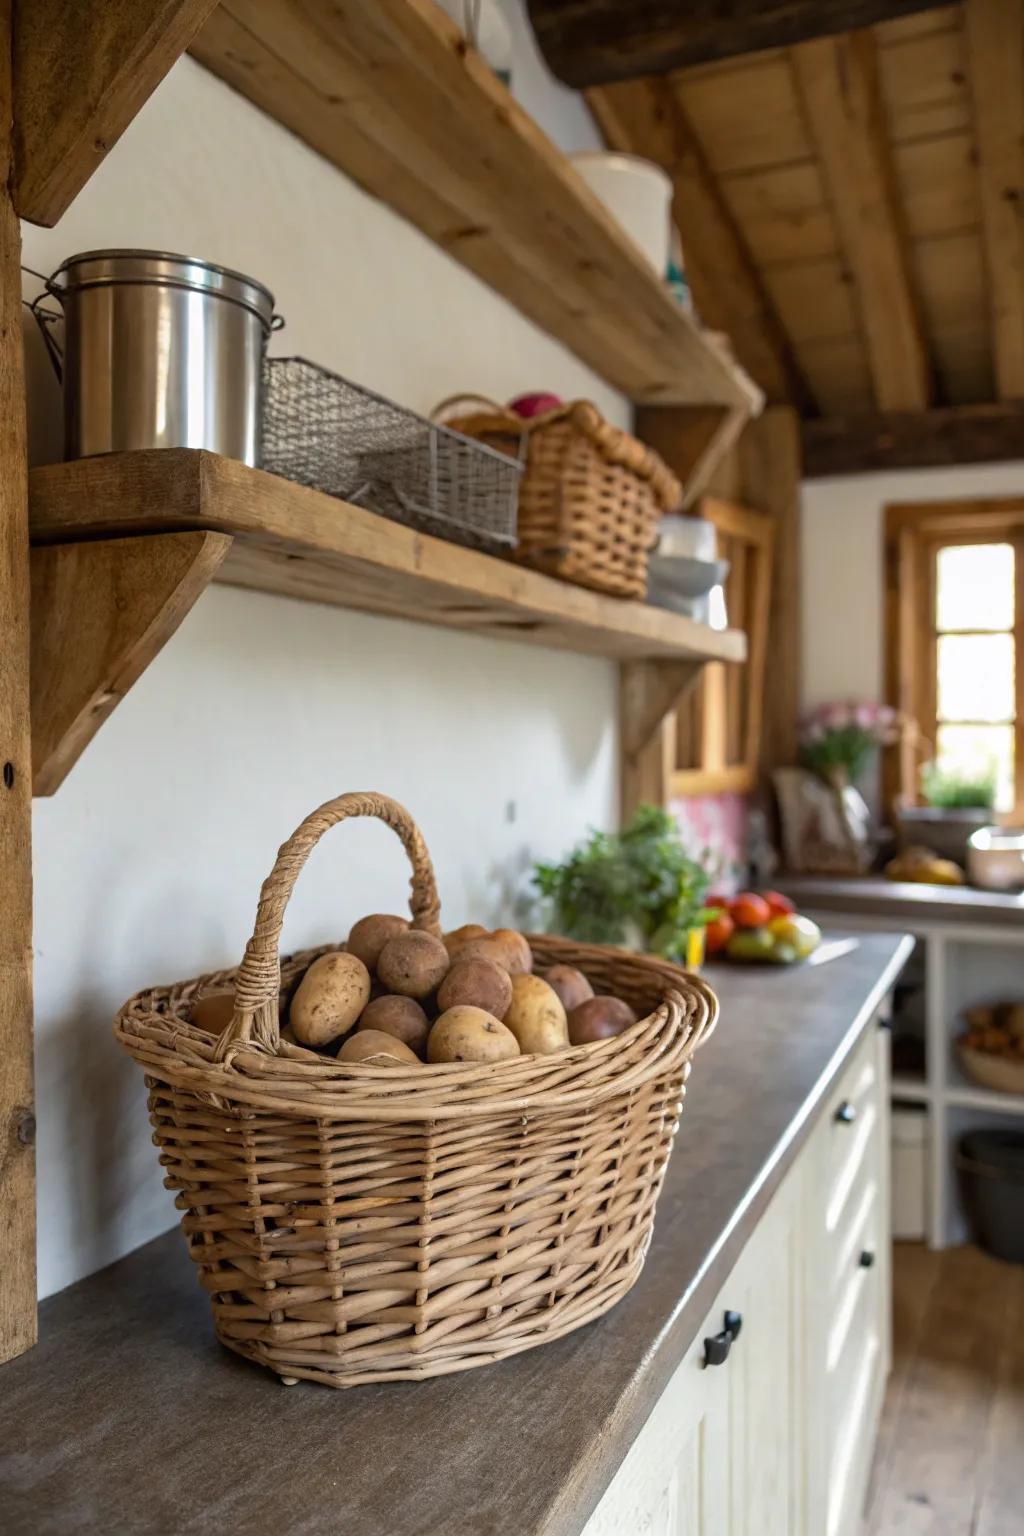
[884,497,1024,818]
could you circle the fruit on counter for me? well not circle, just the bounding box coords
[729,892,772,929]
[427,1006,521,1063]
[504,974,570,1054]
[357,994,431,1056]
[725,928,776,962]
[567,995,638,1044]
[885,846,965,886]
[763,891,796,918]
[768,944,799,965]
[290,951,372,1047]
[377,930,451,999]
[508,391,562,418]
[543,963,594,1013]
[347,913,409,971]
[766,914,822,960]
[437,956,514,1020]
[703,910,735,956]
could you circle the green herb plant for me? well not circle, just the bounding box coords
[920,760,996,810]
[532,804,716,965]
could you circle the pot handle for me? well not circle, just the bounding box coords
[25,295,64,382]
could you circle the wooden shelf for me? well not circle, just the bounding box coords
[188,1,761,417]
[29,451,747,666]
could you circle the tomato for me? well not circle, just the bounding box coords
[729,892,772,929]
[704,911,735,955]
[763,890,795,918]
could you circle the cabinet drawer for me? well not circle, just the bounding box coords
[824,1030,880,1231]
[825,1188,885,1536]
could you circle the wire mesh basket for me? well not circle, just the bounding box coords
[261,357,520,552]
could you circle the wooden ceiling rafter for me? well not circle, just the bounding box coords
[587,77,817,412]
[791,28,932,412]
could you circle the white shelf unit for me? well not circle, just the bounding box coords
[800,911,1024,1248]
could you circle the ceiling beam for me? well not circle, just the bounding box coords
[792,30,931,413]
[966,0,1024,400]
[803,402,1024,478]
[588,79,816,412]
[12,0,220,228]
[527,1,949,89]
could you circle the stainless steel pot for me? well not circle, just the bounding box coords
[36,250,278,465]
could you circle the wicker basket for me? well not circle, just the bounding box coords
[116,792,717,1389]
[435,396,682,599]
[957,1040,1024,1097]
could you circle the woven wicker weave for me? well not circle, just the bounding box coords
[116,792,717,1389]
[435,397,682,600]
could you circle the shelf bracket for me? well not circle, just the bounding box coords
[30,530,231,796]
[620,658,703,818]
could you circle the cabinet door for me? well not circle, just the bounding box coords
[581,1299,730,1536]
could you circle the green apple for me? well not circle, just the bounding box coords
[726,928,776,962]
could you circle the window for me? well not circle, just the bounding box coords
[885,500,1024,817]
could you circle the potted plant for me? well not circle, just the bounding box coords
[895,760,997,866]
[774,702,899,873]
[532,804,716,967]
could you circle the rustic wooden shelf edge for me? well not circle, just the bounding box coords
[28,451,747,668]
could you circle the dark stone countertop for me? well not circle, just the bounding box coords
[781,873,1024,929]
[0,932,912,1536]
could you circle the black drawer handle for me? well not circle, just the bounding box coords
[859,1249,876,1269]
[704,1310,743,1367]
[834,1100,857,1125]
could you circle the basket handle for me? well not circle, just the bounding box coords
[215,791,441,1060]
[430,392,509,423]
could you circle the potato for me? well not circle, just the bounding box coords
[190,989,236,1035]
[290,951,371,1047]
[568,995,637,1046]
[427,1006,520,1064]
[338,1028,420,1066]
[443,923,489,958]
[543,964,594,1014]
[489,928,533,976]
[357,994,430,1056]
[377,930,450,999]
[437,956,513,1020]
[457,935,517,972]
[347,913,409,972]
[504,973,569,1055]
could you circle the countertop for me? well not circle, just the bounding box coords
[0,932,912,1536]
[781,874,1024,929]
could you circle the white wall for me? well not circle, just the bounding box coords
[23,26,622,1298]
[801,461,1024,708]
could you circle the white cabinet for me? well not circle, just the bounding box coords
[582,1019,890,1536]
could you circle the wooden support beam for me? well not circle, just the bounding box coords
[803,403,1024,478]
[589,79,813,411]
[12,0,219,226]
[620,659,703,817]
[966,0,1024,400]
[0,0,35,1367]
[30,531,231,796]
[792,31,930,413]
[527,0,948,88]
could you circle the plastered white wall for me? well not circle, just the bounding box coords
[23,27,623,1298]
[801,461,1024,709]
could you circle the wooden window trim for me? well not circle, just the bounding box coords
[884,497,1024,817]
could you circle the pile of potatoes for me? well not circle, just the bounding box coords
[191,916,640,1067]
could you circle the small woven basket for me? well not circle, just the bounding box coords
[116,792,717,1389]
[435,396,682,599]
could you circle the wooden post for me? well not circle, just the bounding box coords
[0,0,37,1364]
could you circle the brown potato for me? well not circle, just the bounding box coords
[437,956,513,1020]
[443,923,489,958]
[427,1006,520,1064]
[347,913,409,972]
[377,930,450,999]
[504,973,569,1055]
[489,928,533,976]
[290,951,371,1047]
[338,1029,420,1066]
[190,990,235,1035]
[357,994,430,1056]
[568,995,638,1046]
[543,964,594,1014]
[456,936,516,971]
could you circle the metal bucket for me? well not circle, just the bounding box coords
[34,250,279,465]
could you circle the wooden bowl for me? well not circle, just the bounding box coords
[957,1040,1024,1097]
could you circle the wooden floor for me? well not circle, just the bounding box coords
[865,1243,1024,1535]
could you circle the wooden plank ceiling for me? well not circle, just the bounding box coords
[589,1,1024,442]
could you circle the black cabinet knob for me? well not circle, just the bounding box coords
[834,1100,857,1125]
[859,1249,876,1269]
[704,1310,743,1367]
